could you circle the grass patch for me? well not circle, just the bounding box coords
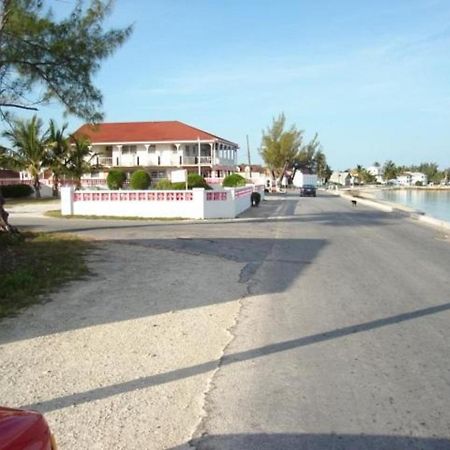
[0,232,92,318]
[4,197,59,206]
[44,210,188,221]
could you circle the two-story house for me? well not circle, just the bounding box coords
[74,121,239,182]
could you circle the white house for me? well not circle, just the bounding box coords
[329,171,351,186]
[236,164,268,184]
[397,171,428,186]
[74,121,239,182]
[367,165,384,183]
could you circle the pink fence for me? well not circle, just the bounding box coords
[73,191,194,202]
[0,178,32,186]
[206,192,228,201]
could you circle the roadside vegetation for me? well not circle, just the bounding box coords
[0,232,91,318]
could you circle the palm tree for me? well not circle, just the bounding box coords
[3,116,48,198]
[65,136,94,189]
[383,160,398,182]
[45,120,69,197]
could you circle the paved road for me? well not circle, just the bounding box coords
[6,192,450,449]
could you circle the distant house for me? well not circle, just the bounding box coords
[367,165,384,183]
[74,121,239,182]
[236,164,267,184]
[397,171,428,186]
[329,171,351,186]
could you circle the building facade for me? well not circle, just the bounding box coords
[75,121,239,182]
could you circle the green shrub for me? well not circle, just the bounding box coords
[0,184,34,198]
[171,182,186,190]
[155,179,174,190]
[153,174,211,190]
[415,180,423,186]
[222,173,246,187]
[106,169,127,189]
[187,173,211,189]
[130,170,151,190]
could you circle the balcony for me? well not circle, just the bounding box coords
[94,156,113,166]
[184,156,212,165]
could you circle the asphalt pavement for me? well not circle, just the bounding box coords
[5,191,450,449]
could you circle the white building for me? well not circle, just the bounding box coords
[329,171,351,186]
[367,165,384,183]
[75,121,239,182]
[397,171,428,186]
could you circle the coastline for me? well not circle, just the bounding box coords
[333,187,450,233]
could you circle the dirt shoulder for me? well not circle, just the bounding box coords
[0,240,247,449]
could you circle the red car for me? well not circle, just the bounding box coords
[0,407,57,450]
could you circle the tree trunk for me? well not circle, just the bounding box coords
[0,191,13,233]
[34,176,41,198]
[52,174,59,197]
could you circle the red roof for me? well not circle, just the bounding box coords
[74,121,237,146]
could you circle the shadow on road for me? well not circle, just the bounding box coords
[21,301,450,413]
[0,237,327,344]
[170,432,450,450]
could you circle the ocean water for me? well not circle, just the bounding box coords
[374,189,450,223]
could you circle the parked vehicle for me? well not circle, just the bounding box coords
[0,406,57,449]
[299,184,317,197]
[292,172,318,189]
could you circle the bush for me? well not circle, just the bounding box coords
[155,179,174,190]
[187,173,211,189]
[415,181,423,186]
[153,174,211,190]
[222,173,246,187]
[106,169,127,189]
[0,184,34,198]
[130,170,151,190]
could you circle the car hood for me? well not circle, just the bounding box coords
[0,407,51,450]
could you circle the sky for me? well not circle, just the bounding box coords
[15,0,450,170]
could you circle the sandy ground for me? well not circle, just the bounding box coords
[0,241,246,449]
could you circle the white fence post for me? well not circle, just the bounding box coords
[61,186,74,215]
[192,188,205,219]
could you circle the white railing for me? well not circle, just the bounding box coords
[94,156,113,166]
[183,156,212,165]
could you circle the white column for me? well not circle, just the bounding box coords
[116,145,122,167]
[197,137,201,175]
[175,144,182,166]
[61,186,74,216]
[209,143,214,166]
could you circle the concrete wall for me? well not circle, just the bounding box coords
[61,185,261,219]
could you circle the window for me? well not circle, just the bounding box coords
[122,145,137,154]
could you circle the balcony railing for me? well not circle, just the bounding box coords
[184,156,212,165]
[94,156,113,166]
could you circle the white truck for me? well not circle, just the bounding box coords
[292,172,318,189]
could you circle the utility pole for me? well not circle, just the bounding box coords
[246,135,252,180]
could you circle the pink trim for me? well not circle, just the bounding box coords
[206,192,227,201]
[73,190,194,202]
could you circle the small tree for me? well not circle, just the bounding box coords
[45,120,69,197]
[259,113,303,178]
[130,170,151,190]
[65,136,95,189]
[223,173,246,187]
[2,115,48,198]
[107,169,126,190]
